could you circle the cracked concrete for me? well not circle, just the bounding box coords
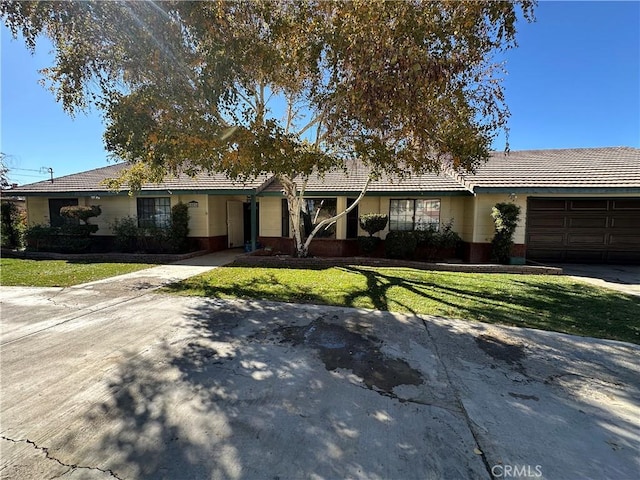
[1,254,639,479]
[1,436,123,479]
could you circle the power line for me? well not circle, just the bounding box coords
[9,173,47,179]
[9,167,51,173]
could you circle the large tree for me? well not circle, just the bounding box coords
[2,0,534,257]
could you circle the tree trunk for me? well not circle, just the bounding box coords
[279,173,373,258]
[279,175,307,257]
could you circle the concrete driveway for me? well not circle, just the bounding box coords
[556,264,640,297]
[1,258,639,480]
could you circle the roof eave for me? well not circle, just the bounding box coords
[259,189,472,197]
[473,186,640,194]
[10,188,263,197]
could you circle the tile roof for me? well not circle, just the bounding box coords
[6,147,639,196]
[262,159,470,194]
[464,147,640,190]
[8,162,273,194]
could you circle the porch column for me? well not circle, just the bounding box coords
[251,193,257,251]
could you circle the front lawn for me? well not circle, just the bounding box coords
[166,265,640,344]
[0,258,155,287]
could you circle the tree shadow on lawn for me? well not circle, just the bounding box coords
[166,264,640,344]
[338,266,640,344]
[66,299,640,480]
[167,270,330,305]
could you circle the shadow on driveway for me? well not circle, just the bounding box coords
[63,300,639,480]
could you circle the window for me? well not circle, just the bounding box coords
[302,198,337,238]
[389,199,440,231]
[137,197,171,228]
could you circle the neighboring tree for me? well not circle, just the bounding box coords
[2,0,534,257]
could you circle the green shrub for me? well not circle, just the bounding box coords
[1,202,26,248]
[138,224,171,253]
[112,210,190,254]
[61,224,99,236]
[415,219,461,249]
[25,224,57,251]
[490,203,521,264]
[385,230,418,259]
[60,205,101,226]
[414,219,462,261]
[24,224,92,253]
[357,235,380,255]
[358,213,387,255]
[112,216,139,252]
[359,213,388,236]
[169,202,190,252]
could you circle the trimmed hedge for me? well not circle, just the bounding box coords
[385,231,418,259]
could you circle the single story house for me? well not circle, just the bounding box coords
[6,147,640,264]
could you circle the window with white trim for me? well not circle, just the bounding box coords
[137,197,171,228]
[389,199,440,231]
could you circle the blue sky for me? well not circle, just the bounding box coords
[1,1,639,186]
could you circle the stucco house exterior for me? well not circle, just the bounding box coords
[6,147,640,264]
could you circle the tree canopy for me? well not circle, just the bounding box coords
[2,0,534,256]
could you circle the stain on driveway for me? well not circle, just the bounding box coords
[278,316,423,395]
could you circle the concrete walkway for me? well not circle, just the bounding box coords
[75,248,244,291]
[0,249,242,345]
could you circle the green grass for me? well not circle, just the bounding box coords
[0,258,155,287]
[165,265,640,344]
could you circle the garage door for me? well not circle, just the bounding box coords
[526,197,640,264]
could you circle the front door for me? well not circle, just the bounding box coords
[227,200,244,248]
[243,201,260,244]
[346,198,359,239]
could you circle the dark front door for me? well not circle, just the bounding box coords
[48,198,78,227]
[526,197,640,264]
[346,198,359,239]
